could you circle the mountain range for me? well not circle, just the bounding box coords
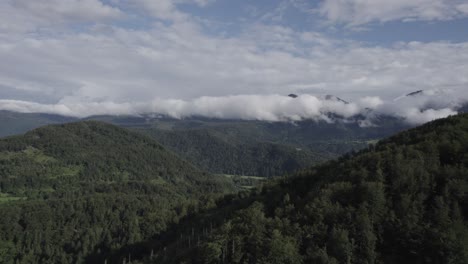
[0,110,408,178]
[1,113,467,263]
[126,113,468,264]
[2,90,467,178]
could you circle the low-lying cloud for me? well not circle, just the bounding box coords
[1,0,468,127]
[1,89,466,125]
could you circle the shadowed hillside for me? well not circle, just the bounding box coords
[136,114,468,264]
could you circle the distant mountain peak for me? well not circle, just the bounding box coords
[458,103,468,113]
[394,89,426,101]
[406,90,424,97]
[324,94,349,104]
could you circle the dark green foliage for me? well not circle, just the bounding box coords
[131,117,394,177]
[2,111,408,178]
[0,121,233,263]
[138,128,322,178]
[145,114,468,264]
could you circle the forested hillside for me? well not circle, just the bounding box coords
[138,114,468,264]
[0,121,233,263]
[1,112,410,178]
[1,114,467,263]
[138,128,325,177]
[0,110,77,137]
[132,117,395,177]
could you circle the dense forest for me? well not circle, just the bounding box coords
[127,114,468,264]
[131,117,397,177]
[0,111,411,178]
[137,128,323,177]
[1,114,468,263]
[0,121,233,263]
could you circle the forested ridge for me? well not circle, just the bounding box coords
[132,118,387,177]
[138,128,324,178]
[136,114,468,264]
[1,111,406,178]
[1,115,468,263]
[0,121,233,263]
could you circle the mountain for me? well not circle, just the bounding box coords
[130,117,408,177]
[136,114,468,264]
[405,90,424,97]
[1,111,408,177]
[0,110,77,137]
[393,89,427,101]
[137,128,324,177]
[0,121,233,263]
[324,94,349,104]
[459,103,468,113]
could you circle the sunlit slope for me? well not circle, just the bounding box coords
[0,121,232,263]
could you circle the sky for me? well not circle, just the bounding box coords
[0,0,468,123]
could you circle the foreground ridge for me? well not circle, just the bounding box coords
[141,114,468,264]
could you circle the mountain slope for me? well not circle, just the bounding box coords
[138,128,326,177]
[129,118,399,177]
[142,114,468,264]
[2,112,385,177]
[0,121,232,263]
[0,110,77,138]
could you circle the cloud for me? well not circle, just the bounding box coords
[402,108,458,124]
[148,94,365,121]
[0,99,138,117]
[1,23,467,104]
[358,97,384,109]
[130,0,216,22]
[366,88,468,124]
[1,90,466,125]
[458,3,468,13]
[0,0,123,33]
[0,94,364,121]
[192,0,216,7]
[319,0,468,26]
[0,0,467,127]
[131,0,187,22]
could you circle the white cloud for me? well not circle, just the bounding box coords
[2,23,467,104]
[0,94,354,121]
[358,97,384,109]
[319,0,468,26]
[130,0,216,22]
[0,0,467,126]
[402,108,458,124]
[132,0,187,22]
[1,91,465,125]
[457,3,468,14]
[0,0,122,33]
[0,99,136,117]
[368,87,468,124]
[192,0,216,7]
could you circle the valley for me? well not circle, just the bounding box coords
[2,1,468,262]
[0,113,467,263]
[0,110,411,178]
